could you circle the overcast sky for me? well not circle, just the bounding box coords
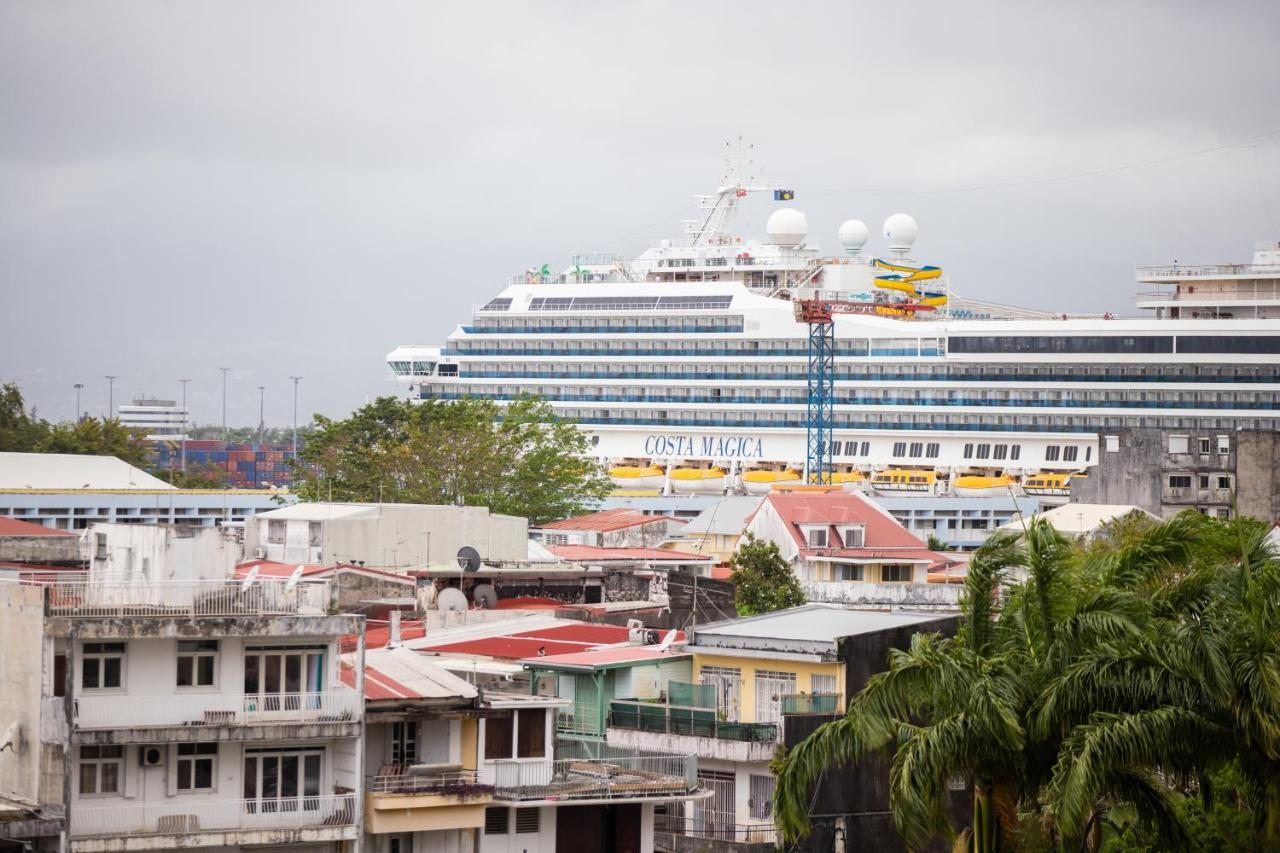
[2,1,1278,428]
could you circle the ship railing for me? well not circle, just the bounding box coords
[1137,263,1280,278]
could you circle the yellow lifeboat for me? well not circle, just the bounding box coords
[741,469,801,495]
[830,471,868,491]
[608,465,666,490]
[870,469,937,494]
[1023,472,1073,497]
[952,474,1019,496]
[669,467,727,494]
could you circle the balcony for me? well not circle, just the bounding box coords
[45,579,334,618]
[73,691,362,742]
[491,753,699,803]
[69,795,357,850]
[656,813,778,853]
[365,767,494,834]
[556,703,604,737]
[780,693,841,715]
[606,700,777,763]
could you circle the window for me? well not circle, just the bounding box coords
[993,444,1008,460]
[82,642,125,690]
[543,532,568,546]
[177,640,218,688]
[837,564,864,581]
[78,745,123,795]
[908,442,923,458]
[1199,475,1210,489]
[860,441,870,456]
[1217,435,1231,454]
[700,666,742,719]
[307,521,322,547]
[94,532,107,560]
[516,710,546,758]
[1198,437,1212,455]
[1063,446,1078,462]
[485,716,514,760]
[485,807,509,834]
[840,526,864,548]
[811,674,837,695]
[242,748,321,812]
[243,646,327,705]
[1168,435,1189,455]
[892,441,907,458]
[266,520,286,544]
[391,721,417,765]
[1085,446,1092,462]
[881,565,913,583]
[963,443,974,459]
[176,743,217,791]
[389,835,414,853]
[1217,475,1232,490]
[754,671,797,724]
[976,443,991,460]
[1011,445,1021,460]
[749,774,776,820]
[925,442,940,459]
[1168,475,1192,489]
[805,527,828,548]
[515,807,540,833]
[1045,446,1061,462]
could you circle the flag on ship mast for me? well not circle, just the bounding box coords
[774,189,794,201]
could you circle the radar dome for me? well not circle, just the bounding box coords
[766,208,808,247]
[838,219,869,255]
[883,213,918,252]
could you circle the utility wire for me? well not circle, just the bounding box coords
[798,128,1280,198]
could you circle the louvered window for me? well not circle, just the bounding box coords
[485,807,509,834]
[516,807,540,833]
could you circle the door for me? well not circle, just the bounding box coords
[753,670,797,724]
[700,666,741,720]
[694,770,736,840]
[244,646,326,711]
[243,749,322,815]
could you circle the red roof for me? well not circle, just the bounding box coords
[340,619,427,653]
[753,493,948,564]
[234,559,414,584]
[0,517,75,537]
[539,508,680,533]
[522,645,689,669]
[417,622,638,661]
[710,565,734,580]
[547,544,711,563]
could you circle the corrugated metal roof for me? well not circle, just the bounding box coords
[415,621,637,661]
[539,508,679,532]
[341,646,477,701]
[521,645,689,670]
[0,453,174,490]
[680,497,763,535]
[693,603,953,644]
[547,544,710,562]
[0,516,76,537]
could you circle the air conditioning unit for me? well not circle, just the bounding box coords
[140,745,165,767]
[254,547,266,559]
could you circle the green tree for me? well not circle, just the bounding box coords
[727,532,806,616]
[153,462,232,489]
[292,395,610,525]
[926,532,953,552]
[0,382,47,451]
[37,417,151,468]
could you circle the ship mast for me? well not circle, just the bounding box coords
[684,136,777,246]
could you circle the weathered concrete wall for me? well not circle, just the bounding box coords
[332,568,415,611]
[802,580,961,610]
[0,534,82,565]
[666,571,738,626]
[46,613,361,639]
[1236,431,1280,522]
[601,519,681,549]
[84,523,240,583]
[0,583,46,811]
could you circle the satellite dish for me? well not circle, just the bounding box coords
[656,630,678,652]
[473,583,497,610]
[285,564,305,591]
[457,546,482,573]
[240,565,259,590]
[437,588,468,612]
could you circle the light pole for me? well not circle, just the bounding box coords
[104,375,118,419]
[73,383,83,423]
[289,376,303,460]
[257,386,265,446]
[179,379,191,472]
[219,367,230,442]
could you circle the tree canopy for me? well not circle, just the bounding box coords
[291,395,611,525]
[773,511,1280,852]
[0,382,150,468]
[728,532,807,616]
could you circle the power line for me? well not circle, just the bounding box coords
[798,128,1280,198]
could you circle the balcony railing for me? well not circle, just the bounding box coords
[780,693,841,715]
[492,753,698,801]
[368,768,494,797]
[74,690,362,730]
[657,812,777,844]
[608,701,777,744]
[70,794,357,838]
[44,579,333,618]
[556,704,603,735]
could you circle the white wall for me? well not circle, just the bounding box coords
[0,584,46,806]
[742,501,800,563]
[478,805,555,853]
[475,709,555,786]
[86,522,240,583]
[698,757,774,829]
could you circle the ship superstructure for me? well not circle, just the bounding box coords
[388,157,1280,504]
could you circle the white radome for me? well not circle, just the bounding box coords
[838,219,869,254]
[766,208,808,247]
[883,213,918,251]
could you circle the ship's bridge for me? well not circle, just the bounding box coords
[1136,240,1280,319]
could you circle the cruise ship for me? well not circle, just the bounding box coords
[387,158,1280,500]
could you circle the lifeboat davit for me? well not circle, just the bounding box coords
[952,474,1019,497]
[669,467,727,494]
[608,465,666,490]
[1023,472,1073,497]
[741,469,801,495]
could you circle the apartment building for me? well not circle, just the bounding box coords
[0,570,366,852]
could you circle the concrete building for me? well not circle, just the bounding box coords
[236,559,418,614]
[0,516,82,566]
[994,503,1158,540]
[246,503,527,570]
[660,496,762,564]
[0,569,366,852]
[869,494,1041,552]
[116,399,189,440]
[85,522,241,585]
[532,509,685,549]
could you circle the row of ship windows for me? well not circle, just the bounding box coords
[450,364,1280,383]
[462,319,744,334]
[447,341,888,355]
[941,335,1280,355]
[427,395,1271,432]
[429,387,1280,408]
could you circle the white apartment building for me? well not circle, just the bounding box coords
[116,399,190,440]
[0,570,367,852]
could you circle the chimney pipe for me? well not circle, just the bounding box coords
[389,610,402,647]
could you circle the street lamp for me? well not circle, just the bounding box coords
[179,379,191,472]
[219,367,230,442]
[73,383,84,423]
[257,385,265,445]
[104,375,118,418]
[289,376,303,460]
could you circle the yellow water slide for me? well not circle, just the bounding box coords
[873,259,947,307]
